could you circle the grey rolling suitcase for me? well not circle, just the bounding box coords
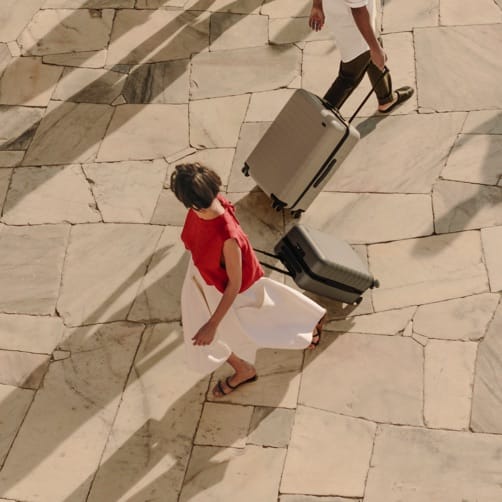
[256,224,379,305]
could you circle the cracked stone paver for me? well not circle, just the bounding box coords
[0,1,501,500]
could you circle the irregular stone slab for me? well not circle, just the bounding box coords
[0,151,23,167]
[415,26,502,111]
[365,425,502,502]
[87,323,208,502]
[414,293,499,341]
[210,13,268,51]
[440,0,502,25]
[0,167,10,209]
[18,9,114,56]
[208,349,304,408]
[180,445,286,502]
[0,1,44,42]
[0,314,63,353]
[302,192,433,244]
[0,224,69,315]
[3,165,100,225]
[195,402,253,448]
[261,0,310,17]
[184,0,262,13]
[83,159,167,223]
[227,121,270,192]
[269,17,333,45]
[424,340,477,430]
[97,104,189,162]
[122,60,190,104]
[326,113,465,193]
[433,180,502,233]
[52,67,126,104]
[0,350,49,389]
[151,189,188,226]
[281,497,360,502]
[0,43,11,76]
[441,134,502,185]
[326,307,416,335]
[57,224,162,326]
[128,226,188,323]
[302,39,341,98]
[0,57,63,106]
[137,0,188,7]
[0,105,44,151]
[190,45,301,99]
[382,0,438,32]
[463,110,502,134]
[0,322,142,502]
[190,95,249,148]
[281,406,375,497]
[43,0,134,7]
[301,334,423,425]
[246,89,295,122]
[481,226,502,292]
[107,10,210,66]
[247,407,295,447]
[471,302,502,433]
[23,101,113,165]
[369,231,488,311]
[43,50,107,69]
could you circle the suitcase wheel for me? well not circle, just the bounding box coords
[353,297,363,306]
[371,279,380,289]
[291,209,303,219]
[242,164,250,177]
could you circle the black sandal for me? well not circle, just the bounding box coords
[213,374,258,397]
[379,86,414,114]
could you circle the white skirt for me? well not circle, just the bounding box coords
[181,259,326,375]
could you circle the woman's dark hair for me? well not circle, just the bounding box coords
[170,163,222,210]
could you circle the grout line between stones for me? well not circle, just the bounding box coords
[362,422,379,501]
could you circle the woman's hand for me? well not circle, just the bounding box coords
[309,6,325,31]
[192,321,217,346]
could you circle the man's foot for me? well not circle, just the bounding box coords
[212,368,257,398]
[378,86,414,113]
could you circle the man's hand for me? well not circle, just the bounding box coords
[309,6,325,31]
[370,44,387,71]
[192,321,217,346]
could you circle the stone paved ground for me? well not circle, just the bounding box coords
[0,0,501,501]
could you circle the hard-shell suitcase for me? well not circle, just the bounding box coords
[242,89,359,218]
[261,224,379,305]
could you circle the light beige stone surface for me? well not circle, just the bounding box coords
[0,57,63,106]
[365,425,502,501]
[247,407,295,447]
[302,192,433,244]
[0,314,63,353]
[23,101,113,165]
[43,0,135,6]
[326,113,466,193]
[2,165,100,225]
[369,232,488,311]
[0,351,49,390]
[150,188,188,226]
[0,43,11,78]
[87,323,208,502]
[440,0,502,25]
[0,1,44,42]
[462,110,502,134]
[481,226,502,292]
[208,349,304,408]
[83,159,167,223]
[415,26,502,111]
[180,445,286,502]
[52,67,126,104]
[189,95,249,148]
[0,152,24,167]
[43,50,108,69]
[441,134,502,185]
[18,9,114,56]
[195,402,253,448]
[281,406,375,497]
[0,168,10,209]
[245,89,295,122]
[106,10,210,66]
[424,340,477,430]
[98,104,189,161]
[382,0,438,32]
[269,17,332,45]
[0,322,142,502]
[326,307,416,335]
[184,0,263,13]
[301,334,423,424]
[190,45,301,99]
[414,293,500,340]
[433,180,502,233]
[0,105,45,151]
[0,384,33,466]
[281,497,359,502]
[57,224,162,326]
[302,39,338,97]
[261,0,311,18]
[128,226,188,323]
[0,224,69,315]
[471,302,502,433]
[210,13,268,51]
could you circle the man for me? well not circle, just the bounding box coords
[309,0,413,113]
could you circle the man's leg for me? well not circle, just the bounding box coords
[323,50,370,109]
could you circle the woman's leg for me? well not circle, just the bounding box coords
[308,313,327,349]
[212,353,257,397]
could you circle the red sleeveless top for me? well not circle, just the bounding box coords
[181,195,264,293]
